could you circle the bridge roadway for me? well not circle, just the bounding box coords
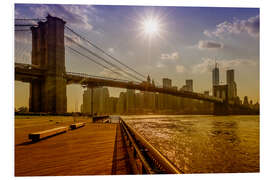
[15,63,223,103]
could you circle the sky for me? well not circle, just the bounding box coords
[14,4,260,112]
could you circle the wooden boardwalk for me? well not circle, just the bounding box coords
[15,117,132,176]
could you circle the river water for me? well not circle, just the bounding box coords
[123,115,259,173]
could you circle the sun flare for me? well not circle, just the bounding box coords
[142,17,160,38]
[143,18,159,35]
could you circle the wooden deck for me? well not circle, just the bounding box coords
[15,117,132,176]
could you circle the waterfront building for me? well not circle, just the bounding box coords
[152,79,155,86]
[117,92,126,114]
[126,89,136,113]
[180,80,193,92]
[135,92,144,113]
[143,91,156,111]
[156,93,164,111]
[180,85,188,91]
[226,69,237,100]
[186,79,193,92]
[172,86,178,90]
[82,87,110,115]
[82,88,92,114]
[99,87,109,114]
[107,97,118,114]
[163,78,172,88]
[147,75,151,84]
[243,96,249,105]
[254,102,259,110]
[204,91,209,96]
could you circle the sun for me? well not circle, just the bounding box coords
[141,17,161,38]
[143,17,159,36]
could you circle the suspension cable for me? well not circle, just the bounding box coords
[65,35,144,82]
[66,46,139,83]
[65,25,146,79]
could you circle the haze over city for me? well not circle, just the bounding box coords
[14,4,259,112]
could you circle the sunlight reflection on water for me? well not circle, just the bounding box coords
[124,115,259,173]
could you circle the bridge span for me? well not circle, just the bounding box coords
[15,63,223,104]
[14,15,257,115]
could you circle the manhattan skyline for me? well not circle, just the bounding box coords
[14,4,259,112]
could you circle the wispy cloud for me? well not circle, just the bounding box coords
[156,62,165,68]
[192,58,258,74]
[198,40,224,49]
[108,48,115,54]
[204,15,259,38]
[176,65,186,73]
[27,4,94,31]
[160,52,179,60]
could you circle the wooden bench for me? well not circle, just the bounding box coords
[29,127,68,142]
[70,122,86,130]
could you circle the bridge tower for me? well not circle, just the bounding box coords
[29,15,67,113]
[213,85,229,115]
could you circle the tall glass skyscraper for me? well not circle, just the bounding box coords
[212,63,219,86]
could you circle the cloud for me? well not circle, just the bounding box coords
[160,52,179,60]
[198,40,224,49]
[28,4,94,31]
[108,48,115,54]
[156,62,165,68]
[127,51,134,57]
[176,65,186,73]
[204,15,259,38]
[192,58,257,74]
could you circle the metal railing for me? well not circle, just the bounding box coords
[120,118,183,174]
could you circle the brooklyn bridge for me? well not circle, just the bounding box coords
[15,15,256,115]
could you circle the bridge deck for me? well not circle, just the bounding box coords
[15,116,131,176]
[15,63,223,103]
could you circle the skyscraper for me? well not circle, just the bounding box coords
[82,88,92,114]
[180,80,193,92]
[163,78,172,88]
[243,96,249,105]
[116,92,126,114]
[147,75,151,84]
[82,87,110,115]
[227,69,235,84]
[226,69,237,100]
[126,89,136,113]
[186,79,193,92]
[204,91,209,96]
[212,62,219,86]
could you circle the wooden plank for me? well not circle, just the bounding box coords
[28,126,68,141]
[15,123,119,176]
[70,122,86,129]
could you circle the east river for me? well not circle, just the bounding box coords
[123,115,259,173]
